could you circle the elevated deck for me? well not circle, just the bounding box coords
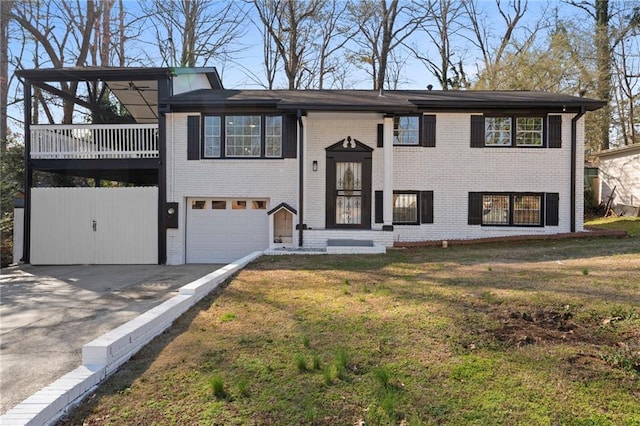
[30,124,158,160]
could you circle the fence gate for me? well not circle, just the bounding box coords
[30,187,158,265]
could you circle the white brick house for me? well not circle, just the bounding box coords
[16,67,604,265]
[164,80,604,264]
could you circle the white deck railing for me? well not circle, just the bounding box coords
[30,124,159,159]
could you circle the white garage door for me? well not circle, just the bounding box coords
[186,198,269,263]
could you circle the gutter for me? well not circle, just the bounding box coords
[297,109,304,247]
[571,107,586,233]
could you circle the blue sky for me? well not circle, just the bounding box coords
[6,0,580,133]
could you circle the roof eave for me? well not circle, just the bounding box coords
[593,144,640,158]
[409,100,606,112]
[16,67,173,82]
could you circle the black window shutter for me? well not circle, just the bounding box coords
[420,191,434,223]
[421,115,436,147]
[375,190,383,223]
[377,123,384,148]
[282,114,298,158]
[545,193,559,226]
[548,115,562,148]
[470,115,485,148]
[468,192,483,225]
[187,115,200,160]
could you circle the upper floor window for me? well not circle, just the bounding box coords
[472,115,555,148]
[515,117,543,146]
[200,114,284,159]
[485,116,543,147]
[394,116,419,145]
[226,115,261,157]
[265,116,282,157]
[485,117,512,146]
[204,116,221,158]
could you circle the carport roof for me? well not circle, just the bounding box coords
[16,66,222,124]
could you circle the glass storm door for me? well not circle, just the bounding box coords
[325,139,372,229]
[335,161,362,225]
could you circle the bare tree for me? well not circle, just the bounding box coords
[146,0,246,68]
[252,0,324,90]
[310,0,355,89]
[610,3,640,145]
[565,0,612,149]
[12,0,100,123]
[409,0,469,90]
[464,0,535,89]
[349,0,429,90]
[384,49,411,90]
[242,5,281,89]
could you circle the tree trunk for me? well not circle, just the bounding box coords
[595,0,611,150]
[0,0,15,153]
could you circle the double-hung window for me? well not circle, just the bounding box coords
[393,116,420,145]
[203,116,222,158]
[265,116,282,157]
[485,117,512,146]
[474,115,549,148]
[485,116,544,147]
[200,114,284,159]
[515,117,543,146]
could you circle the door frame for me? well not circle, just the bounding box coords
[325,137,373,229]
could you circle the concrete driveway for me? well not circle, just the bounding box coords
[0,264,221,414]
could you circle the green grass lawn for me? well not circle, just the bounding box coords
[586,216,640,237]
[59,233,640,426]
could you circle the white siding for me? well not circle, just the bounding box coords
[598,148,640,207]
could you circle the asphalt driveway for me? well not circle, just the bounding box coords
[0,264,222,414]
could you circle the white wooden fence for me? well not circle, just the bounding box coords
[30,124,159,159]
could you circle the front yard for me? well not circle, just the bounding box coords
[60,234,640,425]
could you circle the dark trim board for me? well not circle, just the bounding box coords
[30,159,160,185]
[16,67,173,82]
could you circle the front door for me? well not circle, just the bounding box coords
[326,137,373,229]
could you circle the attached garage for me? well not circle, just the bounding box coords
[30,187,158,265]
[186,198,269,263]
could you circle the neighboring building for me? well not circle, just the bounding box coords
[16,67,605,265]
[595,144,640,215]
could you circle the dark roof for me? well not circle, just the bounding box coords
[164,89,605,113]
[16,67,173,82]
[267,202,297,216]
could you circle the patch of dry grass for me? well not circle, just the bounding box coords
[59,236,640,425]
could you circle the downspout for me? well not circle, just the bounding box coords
[22,80,32,263]
[297,109,304,247]
[570,106,586,233]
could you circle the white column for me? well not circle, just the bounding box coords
[383,116,394,228]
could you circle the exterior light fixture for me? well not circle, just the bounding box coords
[312,160,318,171]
